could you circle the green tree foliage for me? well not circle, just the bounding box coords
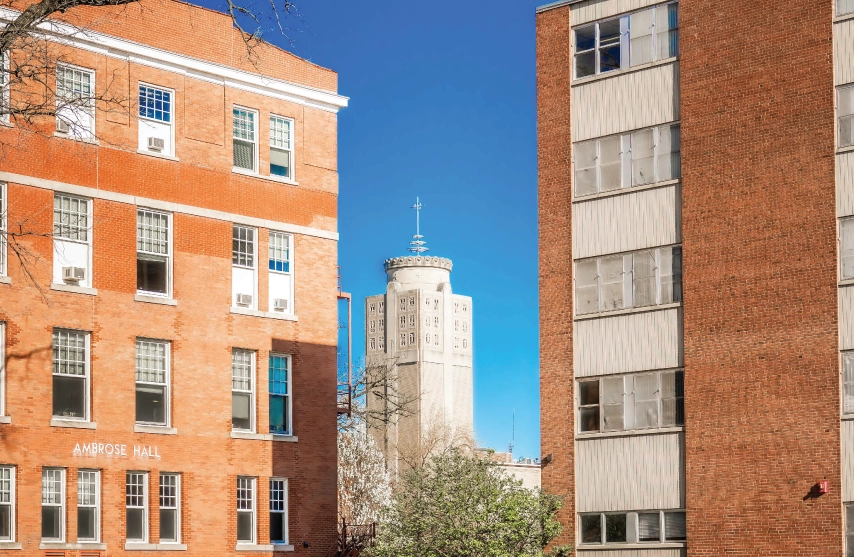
[369,449,573,557]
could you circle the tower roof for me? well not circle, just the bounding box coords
[384,255,453,272]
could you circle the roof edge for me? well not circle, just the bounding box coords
[535,0,584,13]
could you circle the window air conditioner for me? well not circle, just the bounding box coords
[62,266,86,283]
[148,137,165,152]
[236,293,253,307]
[273,298,289,311]
[56,118,70,134]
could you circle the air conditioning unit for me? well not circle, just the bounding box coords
[148,137,165,152]
[236,293,253,307]
[56,118,70,134]
[62,266,85,283]
[273,298,289,311]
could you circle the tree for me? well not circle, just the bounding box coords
[369,448,573,557]
[338,429,392,526]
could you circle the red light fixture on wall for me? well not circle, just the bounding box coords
[818,480,829,494]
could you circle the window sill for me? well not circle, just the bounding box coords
[51,282,97,296]
[125,543,187,551]
[51,418,96,429]
[838,145,854,155]
[232,166,299,186]
[135,424,177,435]
[136,149,179,162]
[236,544,275,552]
[0,276,10,285]
[842,414,854,421]
[0,542,22,550]
[41,542,107,550]
[574,302,681,322]
[0,416,10,424]
[571,57,677,88]
[230,306,298,321]
[231,431,271,441]
[54,131,99,145]
[273,434,298,443]
[135,293,177,306]
[273,544,295,552]
[577,542,686,551]
[834,11,854,23]
[573,178,680,204]
[576,426,684,440]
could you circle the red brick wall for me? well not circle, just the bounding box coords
[680,0,841,555]
[536,5,575,549]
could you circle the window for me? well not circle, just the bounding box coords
[126,472,147,542]
[270,478,288,545]
[580,511,685,545]
[574,3,678,79]
[268,231,293,313]
[842,218,854,279]
[233,225,257,309]
[53,194,92,287]
[237,477,256,544]
[160,474,180,543]
[233,107,258,171]
[52,330,89,420]
[56,65,94,139]
[270,116,293,178]
[574,124,680,197]
[138,84,174,155]
[846,503,854,557]
[42,468,64,541]
[0,324,5,418]
[575,246,682,315]
[844,352,854,415]
[0,183,6,277]
[136,340,170,426]
[841,86,854,149]
[0,467,13,542]
[269,354,291,435]
[232,350,255,432]
[578,371,684,433]
[840,0,854,17]
[137,209,171,296]
[77,470,99,542]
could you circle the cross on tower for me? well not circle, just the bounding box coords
[408,196,429,254]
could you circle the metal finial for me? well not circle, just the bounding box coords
[407,196,429,254]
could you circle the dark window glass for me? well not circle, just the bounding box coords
[638,513,660,542]
[579,381,599,405]
[580,514,601,544]
[136,384,167,425]
[237,512,253,542]
[233,393,252,430]
[579,407,600,432]
[160,509,177,542]
[605,514,627,543]
[126,508,144,541]
[664,512,686,541]
[675,371,685,425]
[0,506,10,539]
[270,149,290,177]
[270,395,289,434]
[270,513,284,542]
[234,140,254,170]
[42,507,61,539]
[137,257,167,294]
[575,51,595,78]
[575,25,596,51]
[53,375,85,418]
[78,507,95,540]
[598,19,622,72]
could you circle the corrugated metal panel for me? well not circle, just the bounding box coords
[843,420,854,501]
[575,308,682,376]
[840,287,854,351]
[571,0,668,26]
[575,550,684,557]
[576,432,684,512]
[837,152,854,217]
[573,185,680,259]
[835,18,854,86]
[572,63,679,142]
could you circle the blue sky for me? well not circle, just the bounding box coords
[233,0,543,459]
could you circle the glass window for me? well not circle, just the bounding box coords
[842,218,854,280]
[160,474,180,543]
[844,352,854,415]
[139,85,172,122]
[52,330,88,420]
[136,340,169,426]
[580,514,601,544]
[574,17,627,78]
[137,209,170,295]
[578,380,599,432]
[77,470,99,542]
[663,511,686,541]
[846,503,854,557]
[630,8,654,66]
[605,514,627,543]
[841,86,854,149]
[56,65,94,137]
[42,468,64,541]
[638,512,660,542]
[237,477,255,543]
[634,373,660,429]
[232,350,254,432]
[0,467,13,542]
[270,478,287,544]
[126,472,147,542]
[233,107,257,171]
[656,3,679,61]
[54,195,89,242]
[602,376,625,431]
[233,225,255,268]
[268,232,290,273]
[574,24,596,78]
[270,116,293,178]
[269,354,290,435]
[579,371,684,434]
[598,19,622,73]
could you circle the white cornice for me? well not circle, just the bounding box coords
[0,8,349,113]
[536,0,583,13]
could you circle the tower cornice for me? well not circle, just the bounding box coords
[384,255,453,272]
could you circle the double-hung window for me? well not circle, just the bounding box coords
[136,340,170,426]
[77,470,99,542]
[843,218,854,280]
[0,183,7,277]
[52,329,89,421]
[137,209,171,296]
[237,477,256,544]
[160,473,180,543]
[578,371,684,433]
[843,352,854,415]
[842,85,854,149]
[847,503,854,557]
[840,0,854,17]
[270,478,288,545]
[0,466,13,542]
[126,472,148,543]
[233,107,258,172]
[581,510,685,545]
[574,124,680,198]
[233,225,257,309]
[42,468,64,541]
[270,116,293,179]
[53,194,92,288]
[232,349,255,432]
[138,84,174,156]
[0,323,5,419]
[269,354,291,435]
[268,231,293,313]
[56,65,94,139]
[574,17,626,78]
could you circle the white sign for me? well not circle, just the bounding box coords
[73,442,161,459]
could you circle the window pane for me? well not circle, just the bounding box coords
[234,139,254,170]
[634,373,659,428]
[664,511,686,541]
[842,219,854,279]
[656,4,679,60]
[136,384,167,425]
[657,125,681,182]
[137,210,169,255]
[660,246,683,303]
[605,514,627,543]
[233,393,252,430]
[844,353,854,414]
[602,377,624,431]
[270,512,285,542]
[576,259,599,315]
[0,505,10,540]
[136,341,167,384]
[268,233,291,273]
[630,8,654,66]
[270,148,290,177]
[54,195,89,241]
[632,128,655,185]
[633,250,656,307]
[579,407,600,432]
[137,257,168,294]
[53,330,86,376]
[53,375,86,419]
[139,86,171,122]
[78,507,96,540]
[599,136,622,192]
[661,371,685,426]
[575,25,596,52]
[160,509,177,542]
[233,109,255,140]
[232,226,256,268]
[579,380,599,406]
[270,395,289,434]
[598,19,621,73]
[575,51,596,79]
[42,507,61,539]
[847,503,854,534]
[580,514,601,543]
[238,512,253,542]
[574,140,598,197]
[270,117,291,149]
[638,512,660,542]
[600,255,624,311]
[269,355,289,395]
[126,508,144,541]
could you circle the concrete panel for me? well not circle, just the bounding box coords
[571,0,671,26]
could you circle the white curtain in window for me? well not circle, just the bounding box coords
[630,8,654,67]
[602,377,625,431]
[633,373,659,428]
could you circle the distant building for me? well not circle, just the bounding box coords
[475,449,542,490]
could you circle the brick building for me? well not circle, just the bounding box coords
[537,0,854,555]
[0,1,347,555]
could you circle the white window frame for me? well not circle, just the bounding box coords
[0,323,5,418]
[135,339,171,427]
[159,473,181,544]
[138,83,174,126]
[232,224,258,310]
[0,182,7,277]
[0,53,9,125]
[53,193,93,288]
[237,476,256,544]
[270,477,289,545]
[51,329,91,422]
[232,349,256,433]
[233,106,259,173]
[839,85,854,149]
[268,230,294,314]
[269,115,295,181]
[42,468,65,542]
[55,63,95,139]
[77,469,100,543]
[0,465,14,542]
[126,471,148,544]
[136,208,172,298]
[843,351,854,415]
[579,510,686,546]
[268,353,292,436]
